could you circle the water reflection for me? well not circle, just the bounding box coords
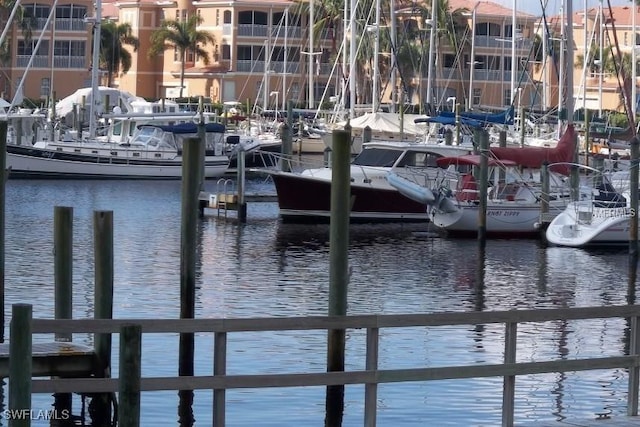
[5,179,640,425]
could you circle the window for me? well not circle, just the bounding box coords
[181,10,187,21]
[40,78,50,98]
[216,10,220,26]
[222,44,230,60]
[56,5,87,19]
[223,10,231,24]
[503,89,511,106]
[18,40,48,55]
[443,54,456,68]
[473,88,481,106]
[237,45,252,61]
[24,3,49,18]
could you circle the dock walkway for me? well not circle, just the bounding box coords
[0,342,96,377]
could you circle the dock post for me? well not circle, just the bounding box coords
[477,129,488,244]
[519,106,525,147]
[119,324,142,427]
[325,128,351,427]
[236,147,247,223]
[630,137,639,255]
[53,206,73,416]
[281,123,292,173]
[0,120,6,342]
[498,130,507,184]
[179,137,200,425]
[92,210,114,425]
[539,162,550,241]
[9,303,32,427]
[197,96,206,192]
[584,110,591,167]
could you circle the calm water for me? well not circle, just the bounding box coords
[3,177,639,426]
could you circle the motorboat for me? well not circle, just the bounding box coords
[545,168,634,247]
[262,140,473,222]
[7,122,230,179]
[387,125,578,237]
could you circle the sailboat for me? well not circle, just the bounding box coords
[4,0,231,179]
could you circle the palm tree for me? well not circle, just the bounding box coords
[148,14,215,98]
[100,21,139,87]
[0,0,36,65]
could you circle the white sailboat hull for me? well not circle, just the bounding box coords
[430,201,564,237]
[7,149,229,179]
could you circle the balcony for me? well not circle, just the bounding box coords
[16,55,48,68]
[54,56,85,69]
[237,24,268,38]
[271,26,302,40]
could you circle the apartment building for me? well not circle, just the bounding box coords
[4,0,635,116]
[0,1,95,103]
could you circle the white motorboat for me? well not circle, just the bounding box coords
[546,168,634,247]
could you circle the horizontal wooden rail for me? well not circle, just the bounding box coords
[9,304,640,427]
[30,304,640,334]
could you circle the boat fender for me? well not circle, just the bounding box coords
[386,172,435,204]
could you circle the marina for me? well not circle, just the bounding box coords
[3,176,640,426]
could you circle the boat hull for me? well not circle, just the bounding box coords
[269,171,430,222]
[7,145,229,179]
[430,202,554,238]
[546,205,637,247]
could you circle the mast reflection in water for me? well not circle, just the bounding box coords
[3,178,639,426]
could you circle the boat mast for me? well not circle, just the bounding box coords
[425,0,436,114]
[510,0,517,105]
[390,0,397,113]
[565,0,574,127]
[89,0,102,139]
[632,0,637,118]
[371,0,380,113]
[349,0,356,119]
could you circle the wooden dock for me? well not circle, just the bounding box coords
[0,342,96,377]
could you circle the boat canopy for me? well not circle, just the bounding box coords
[436,155,517,168]
[151,122,226,134]
[415,114,483,128]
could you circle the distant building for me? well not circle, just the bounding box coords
[2,0,637,117]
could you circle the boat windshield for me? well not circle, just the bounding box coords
[352,148,402,167]
[130,126,178,150]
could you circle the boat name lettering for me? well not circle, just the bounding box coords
[592,207,636,218]
[487,210,520,217]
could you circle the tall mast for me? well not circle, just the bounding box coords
[565,0,574,126]
[89,0,102,139]
[510,0,517,104]
[425,0,437,114]
[372,0,380,113]
[349,0,356,119]
[307,0,315,109]
[390,0,397,113]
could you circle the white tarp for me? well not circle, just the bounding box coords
[338,112,428,136]
[55,86,144,118]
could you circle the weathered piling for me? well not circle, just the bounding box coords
[179,137,200,425]
[363,125,372,144]
[9,303,32,427]
[54,206,73,342]
[630,137,639,255]
[92,210,114,424]
[213,332,227,426]
[539,163,550,242]
[477,129,489,244]
[0,120,6,343]
[325,128,351,427]
[236,147,247,223]
[119,324,142,427]
[281,123,292,173]
[53,206,73,416]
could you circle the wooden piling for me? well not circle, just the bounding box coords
[9,303,32,427]
[630,137,639,255]
[197,96,206,192]
[179,137,200,425]
[0,120,6,343]
[363,125,372,144]
[540,162,550,240]
[54,206,73,342]
[281,123,292,173]
[119,324,142,427]
[477,129,488,244]
[92,210,114,424]
[325,128,351,427]
[53,206,73,416]
[236,147,247,223]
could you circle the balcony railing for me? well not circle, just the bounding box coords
[53,56,85,69]
[271,26,302,39]
[35,17,86,31]
[237,24,268,38]
[16,55,48,68]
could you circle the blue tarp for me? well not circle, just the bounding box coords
[147,122,226,134]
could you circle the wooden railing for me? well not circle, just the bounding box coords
[9,304,640,427]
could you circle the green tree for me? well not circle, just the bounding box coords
[148,14,215,98]
[100,21,139,87]
[0,0,36,64]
